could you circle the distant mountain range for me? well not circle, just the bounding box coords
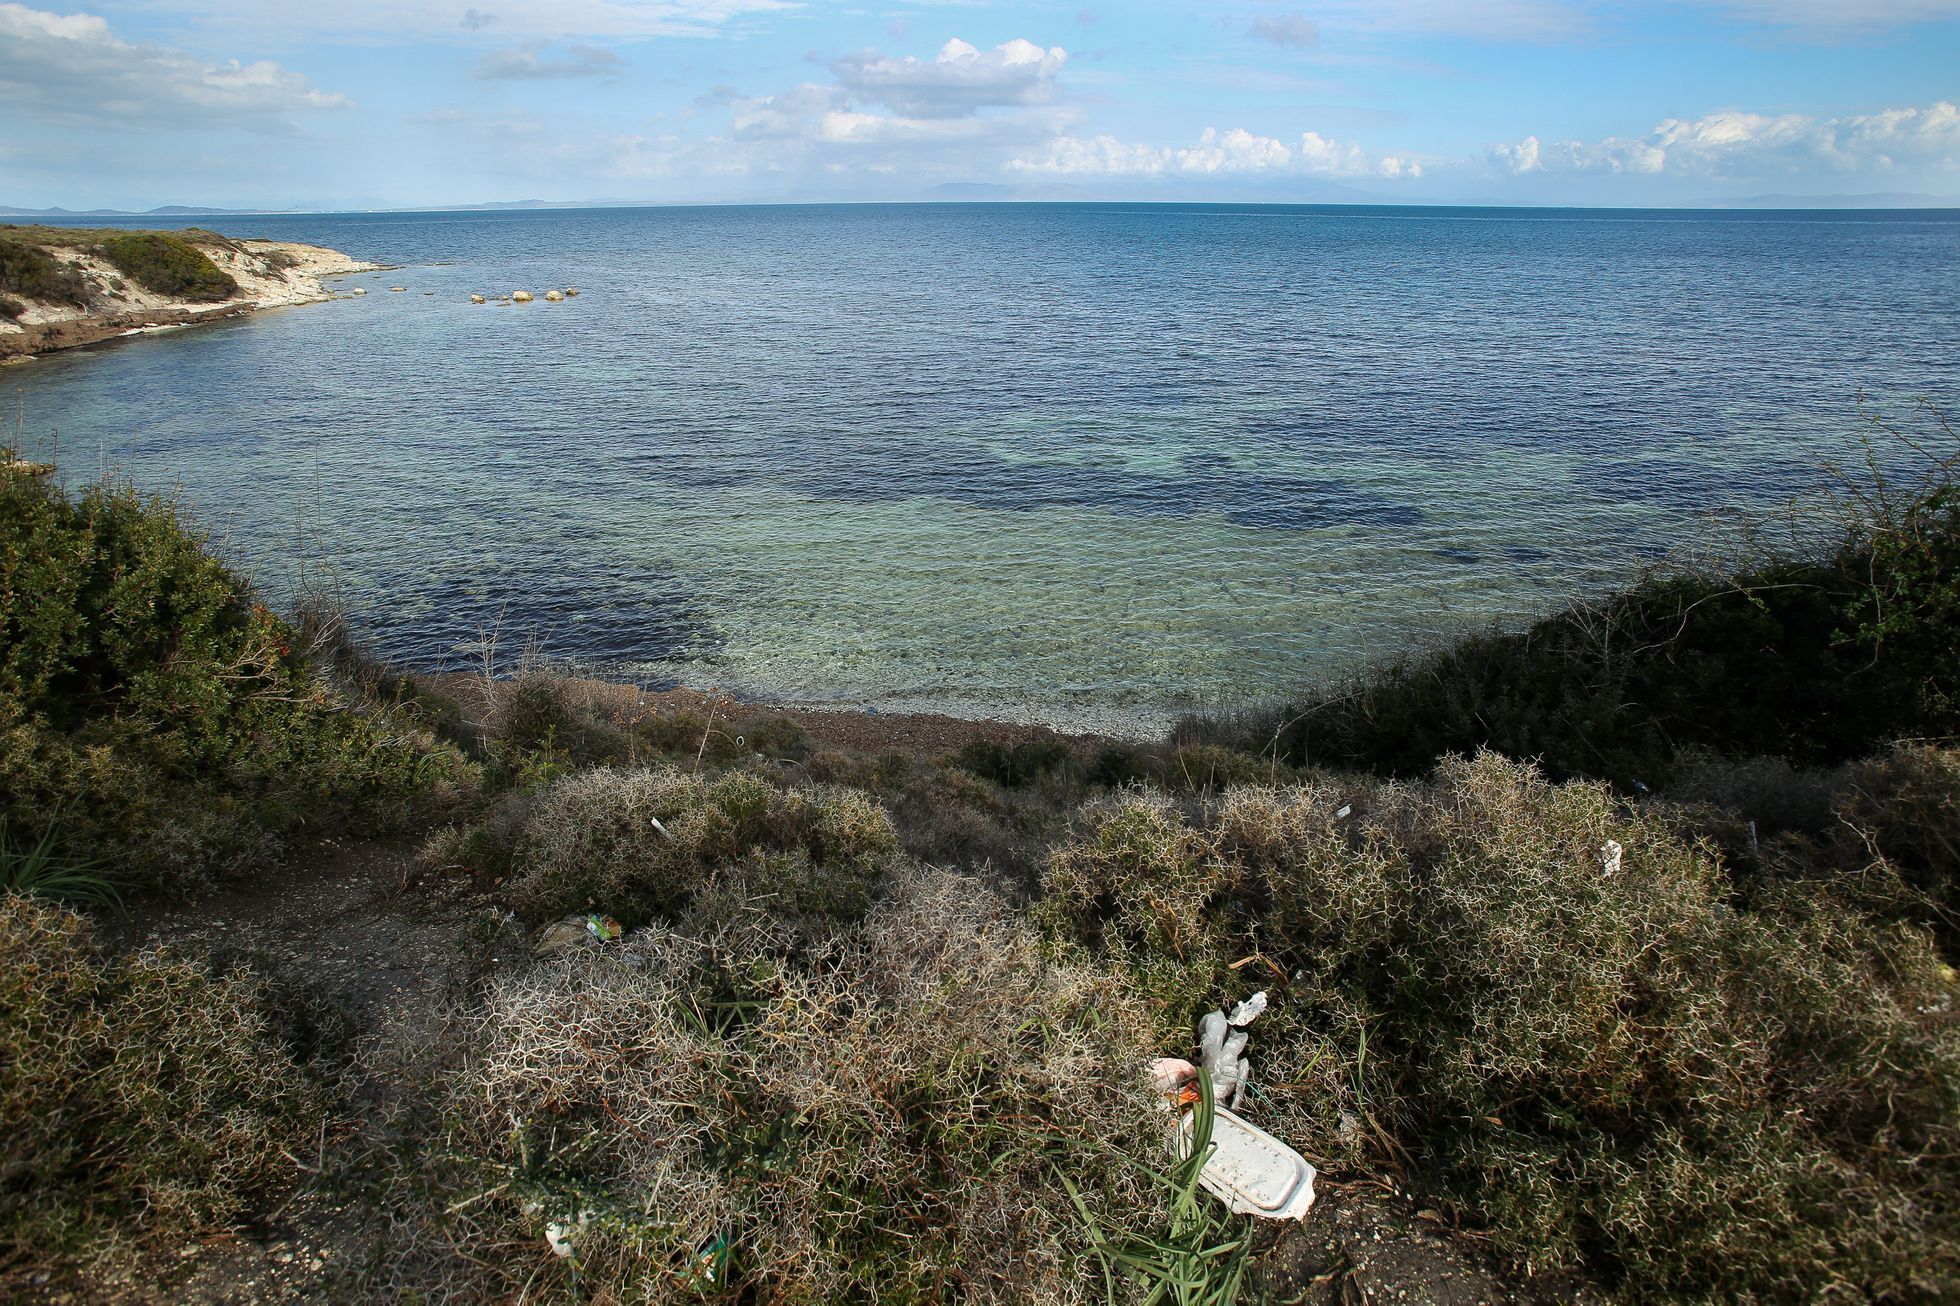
[0,204,294,218]
[1707,192,1957,209]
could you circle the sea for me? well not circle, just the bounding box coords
[8,203,1959,734]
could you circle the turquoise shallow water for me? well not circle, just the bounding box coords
[8,203,1959,733]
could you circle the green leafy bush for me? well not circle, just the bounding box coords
[508,764,900,926]
[0,895,336,1266]
[0,465,474,889]
[957,736,1078,788]
[1040,753,1960,1301]
[94,232,237,301]
[0,234,90,311]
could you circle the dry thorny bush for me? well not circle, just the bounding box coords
[507,764,900,928]
[0,895,336,1274]
[362,868,1165,1304]
[1039,751,1960,1302]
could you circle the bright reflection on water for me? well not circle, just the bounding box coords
[9,203,1958,733]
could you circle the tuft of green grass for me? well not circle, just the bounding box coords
[1066,1069,1255,1306]
[0,817,122,907]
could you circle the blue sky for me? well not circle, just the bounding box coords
[2,0,1957,209]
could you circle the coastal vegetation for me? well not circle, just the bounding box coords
[0,225,240,317]
[0,462,473,895]
[0,233,91,321]
[1209,409,1960,790]
[1,419,1956,1301]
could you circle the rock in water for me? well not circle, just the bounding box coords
[470,294,486,304]
[544,289,564,302]
[512,290,534,303]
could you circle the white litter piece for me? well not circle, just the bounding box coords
[544,1209,594,1257]
[1175,1103,1317,1221]
[1601,840,1623,877]
[1198,991,1268,1108]
[1225,991,1268,1026]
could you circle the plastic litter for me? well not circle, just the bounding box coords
[1176,1103,1317,1221]
[689,1235,731,1286]
[1601,840,1623,877]
[1197,990,1267,1108]
[532,913,622,957]
[1154,992,1317,1221]
[542,1209,594,1257]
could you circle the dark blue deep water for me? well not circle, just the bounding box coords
[9,203,1959,730]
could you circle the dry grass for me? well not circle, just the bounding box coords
[362,869,1166,1303]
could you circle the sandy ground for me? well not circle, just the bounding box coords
[0,238,378,360]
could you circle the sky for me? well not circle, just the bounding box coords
[1,1,1958,210]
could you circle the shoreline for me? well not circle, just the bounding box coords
[0,236,377,361]
[424,669,1138,758]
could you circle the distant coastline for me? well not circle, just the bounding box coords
[0,226,376,361]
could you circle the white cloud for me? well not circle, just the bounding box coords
[110,0,793,41]
[1491,101,1960,177]
[1249,13,1320,49]
[1010,126,1422,180]
[829,37,1067,119]
[1301,0,1960,40]
[476,41,624,79]
[0,2,349,127]
[1685,0,1960,30]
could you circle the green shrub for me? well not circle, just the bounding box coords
[367,870,1167,1303]
[508,764,900,926]
[0,895,336,1266]
[94,232,237,301]
[1039,753,1960,1300]
[957,736,1077,788]
[0,235,89,309]
[1236,439,1960,788]
[0,466,474,889]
